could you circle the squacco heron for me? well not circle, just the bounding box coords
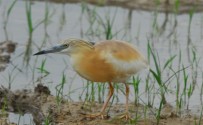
[34,39,148,119]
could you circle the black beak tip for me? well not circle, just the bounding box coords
[33,51,45,56]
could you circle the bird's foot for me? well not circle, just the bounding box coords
[85,113,109,119]
[119,112,131,120]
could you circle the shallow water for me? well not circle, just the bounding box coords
[8,113,34,125]
[0,0,203,124]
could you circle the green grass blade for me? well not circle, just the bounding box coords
[163,55,176,70]
[7,0,17,17]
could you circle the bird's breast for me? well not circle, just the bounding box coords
[70,53,117,82]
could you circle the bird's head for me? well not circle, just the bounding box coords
[34,39,95,56]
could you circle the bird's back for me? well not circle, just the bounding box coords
[95,40,145,61]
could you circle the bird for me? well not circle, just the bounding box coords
[34,38,148,120]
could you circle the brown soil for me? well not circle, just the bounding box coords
[0,84,202,125]
[32,0,203,14]
[0,40,16,72]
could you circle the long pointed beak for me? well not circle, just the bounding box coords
[34,45,67,55]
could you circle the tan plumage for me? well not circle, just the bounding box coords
[34,39,148,119]
[70,40,148,82]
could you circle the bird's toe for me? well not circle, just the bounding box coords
[119,112,131,120]
[84,112,109,119]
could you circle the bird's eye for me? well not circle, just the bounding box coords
[64,44,69,47]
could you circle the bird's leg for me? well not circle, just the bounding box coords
[86,82,114,119]
[119,83,131,120]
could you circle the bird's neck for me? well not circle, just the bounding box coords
[69,48,93,66]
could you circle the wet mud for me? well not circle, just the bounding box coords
[0,84,202,125]
[0,40,16,72]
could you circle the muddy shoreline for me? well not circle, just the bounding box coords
[32,0,203,14]
[0,84,202,125]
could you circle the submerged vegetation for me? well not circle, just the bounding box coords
[0,0,203,124]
